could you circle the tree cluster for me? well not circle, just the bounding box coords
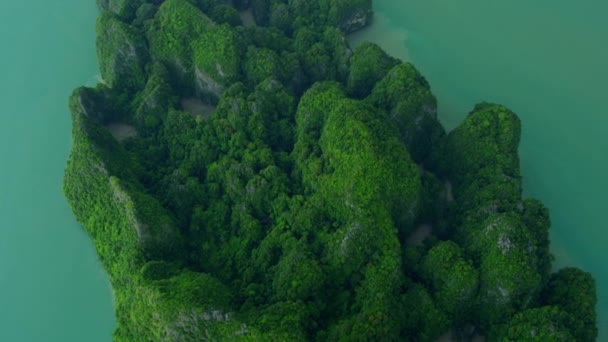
[64,0,598,340]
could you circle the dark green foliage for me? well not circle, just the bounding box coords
[245,26,293,53]
[495,306,574,341]
[210,4,243,26]
[417,171,447,226]
[369,62,444,164]
[400,283,449,341]
[293,27,352,85]
[73,84,128,124]
[141,260,180,281]
[251,0,272,26]
[287,0,318,31]
[543,268,598,342]
[421,241,479,323]
[446,103,522,216]
[133,3,158,28]
[96,12,148,93]
[269,2,292,33]
[132,63,177,130]
[248,301,311,341]
[521,199,553,282]
[320,0,372,33]
[64,0,598,340]
[347,42,400,98]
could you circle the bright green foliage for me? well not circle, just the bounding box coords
[147,0,209,75]
[272,243,324,301]
[64,0,598,339]
[247,301,310,341]
[421,241,479,322]
[496,306,574,341]
[293,82,347,190]
[295,83,420,231]
[65,88,184,261]
[291,83,420,339]
[96,12,148,93]
[446,103,522,216]
[147,0,242,99]
[369,63,444,164]
[318,97,420,228]
[192,22,242,95]
[98,0,144,21]
[543,268,598,342]
[243,47,293,87]
[64,88,258,341]
[347,42,399,98]
[470,213,542,327]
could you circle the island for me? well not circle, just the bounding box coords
[64,0,598,340]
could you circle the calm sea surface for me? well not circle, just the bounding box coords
[351,0,608,338]
[0,1,114,341]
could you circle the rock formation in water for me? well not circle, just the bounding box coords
[64,0,597,340]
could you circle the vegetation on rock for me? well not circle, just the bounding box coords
[64,0,598,340]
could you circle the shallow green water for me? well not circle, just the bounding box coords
[0,1,114,341]
[351,0,608,338]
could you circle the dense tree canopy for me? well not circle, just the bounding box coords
[63,0,598,340]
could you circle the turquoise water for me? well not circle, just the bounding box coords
[351,0,608,338]
[0,1,114,341]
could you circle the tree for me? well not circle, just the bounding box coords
[445,103,522,217]
[369,63,444,164]
[543,268,597,342]
[494,306,574,341]
[400,282,449,341]
[421,241,479,323]
[347,42,399,99]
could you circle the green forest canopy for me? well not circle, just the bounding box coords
[64,0,598,340]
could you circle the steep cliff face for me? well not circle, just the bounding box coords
[147,0,242,101]
[96,12,148,93]
[323,0,373,33]
[64,88,257,341]
[65,87,184,263]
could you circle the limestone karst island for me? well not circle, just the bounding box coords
[62,0,598,340]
